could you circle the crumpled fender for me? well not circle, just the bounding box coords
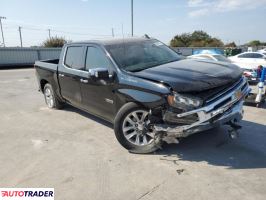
[116,88,166,108]
[115,74,170,110]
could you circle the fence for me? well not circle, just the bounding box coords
[0,47,62,67]
[0,46,250,68]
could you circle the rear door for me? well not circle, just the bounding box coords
[58,45,85,107]
[79,45,116,121]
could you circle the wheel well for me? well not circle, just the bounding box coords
[40,79,48,92]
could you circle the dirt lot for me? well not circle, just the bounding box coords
[0,68,266,200]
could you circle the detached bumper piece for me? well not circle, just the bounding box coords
[155,78,251,139]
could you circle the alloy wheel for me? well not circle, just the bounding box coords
[44,87,54,108]
[122,110,155,146]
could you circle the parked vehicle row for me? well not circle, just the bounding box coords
[228,52,266,70]
[187,51,266,83]
[258,48,266,54]
[187,54,231,63]
[35,37,250,153]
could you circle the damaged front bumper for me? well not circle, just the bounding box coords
[154,77,251,139]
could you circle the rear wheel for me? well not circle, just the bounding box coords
[43,83,64,109]
[114,102,162,154]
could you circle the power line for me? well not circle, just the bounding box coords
[22,27,44,31]
[50,29,112,37]
[4,25,114,37]
[1,22,124,46]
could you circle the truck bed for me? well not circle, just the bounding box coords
[35,59,59,71]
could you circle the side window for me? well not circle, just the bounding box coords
[85,47,111,70]
[238,53,250,58]
[238,53,264,59]
[252,53,263,59]
[64,46,84,70]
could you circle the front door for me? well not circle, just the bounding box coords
[79,45,115,122]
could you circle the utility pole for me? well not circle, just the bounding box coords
[131,0,134,37]
[111,28,114,37]
[18,26,23,47]
[48,29,51,39]
[121,23,124,38]
[0,16,6,47]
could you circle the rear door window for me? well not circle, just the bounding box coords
[64,46,84,70]
[238,53,263,59]
[238,53,252,58]
[251,53,263,59]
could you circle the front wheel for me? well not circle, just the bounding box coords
[114,102,162,154]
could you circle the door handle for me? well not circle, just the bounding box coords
[80,79,88,83]
[59,74,65,77]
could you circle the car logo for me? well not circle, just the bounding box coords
[234,90,242,100]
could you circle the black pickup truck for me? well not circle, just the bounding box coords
[35,37,250,153]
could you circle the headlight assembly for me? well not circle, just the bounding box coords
[167,93,203,110]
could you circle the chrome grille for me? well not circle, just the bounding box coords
[176,77,250,119]
[205,77,244,105]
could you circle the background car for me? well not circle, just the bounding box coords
[243,68,258,84]
[187,53,260,83]
[228,52,266,69]
[187,54,231,63]
[192,49,224,55]
[258,48,266,54]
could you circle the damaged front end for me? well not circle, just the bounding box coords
[151,77,251,144]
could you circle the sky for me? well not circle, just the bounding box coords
[1,0,266,47]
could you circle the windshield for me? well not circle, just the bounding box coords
[212,55,231,63]
[105,39,181,72]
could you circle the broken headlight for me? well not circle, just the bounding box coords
[167,93,203,110]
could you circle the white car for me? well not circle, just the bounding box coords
[187,54,231,63]
[228,52,266,69]
[258,48,266,54]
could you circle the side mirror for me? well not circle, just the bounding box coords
[89,68,110,79]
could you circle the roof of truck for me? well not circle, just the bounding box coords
[67,37,155,46]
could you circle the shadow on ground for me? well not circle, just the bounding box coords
[244,101,266,109]
[63,104,113,128]
[157,120,266,169]
[63,105,266,169]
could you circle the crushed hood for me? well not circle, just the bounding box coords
[133,59,243,92]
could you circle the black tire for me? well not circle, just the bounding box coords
[114,102,162,154]
[43,83,64,109]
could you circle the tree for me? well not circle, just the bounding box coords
[170,33,191,47]
[42,36,67,47]
[205,38,224,47]
[225,42,237,47]
[191,30,211,42]
[248,40,262,47]
[170,30,224,47]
